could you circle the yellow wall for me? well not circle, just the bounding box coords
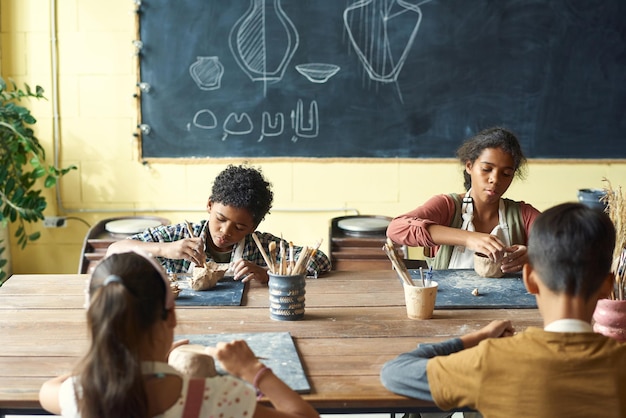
[2,0,625,275]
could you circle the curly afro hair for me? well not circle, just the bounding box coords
[209,164,273,225]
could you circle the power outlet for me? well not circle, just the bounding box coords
[43,216,67,228]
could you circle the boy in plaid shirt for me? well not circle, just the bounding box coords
[107,164,331,283]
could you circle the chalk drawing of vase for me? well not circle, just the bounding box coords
[189,56,224,90]
[229,0,299,91]
[344,0,431,83]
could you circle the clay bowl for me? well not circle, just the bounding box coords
[474,252,503,278]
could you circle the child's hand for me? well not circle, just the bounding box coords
[500,245,528,273]
[206,340,263,381]
[481,319,515,338]
[466,232,506,262]
[231,259,270,284]
[166,238,205,266]
[461,320,515,348]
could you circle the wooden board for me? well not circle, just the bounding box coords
[177,332,310,394]
[175,276,245,306]
[409,269,537,309]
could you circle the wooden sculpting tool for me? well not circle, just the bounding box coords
[268,241,277,273]
[252,232,274,273]
[382,238,414,287]
[185,220,209,268]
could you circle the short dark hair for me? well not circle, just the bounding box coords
[528,202,615,300]
[209,164,273,225]
[456,127,527,191]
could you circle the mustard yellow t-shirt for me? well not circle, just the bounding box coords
[427,327,626,418]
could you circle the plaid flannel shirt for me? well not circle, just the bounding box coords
[128,220,332,277]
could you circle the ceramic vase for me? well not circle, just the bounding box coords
[592,298,626,342]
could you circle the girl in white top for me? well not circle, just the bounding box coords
[39,251,319,418]
[387,127,541,273]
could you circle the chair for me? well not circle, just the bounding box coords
[78,216,170,274]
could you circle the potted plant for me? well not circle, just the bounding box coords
[0,77,75,285]
[592,179,626,341]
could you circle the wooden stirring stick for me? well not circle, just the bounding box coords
[252,232,274,273]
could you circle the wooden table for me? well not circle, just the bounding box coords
[0,271,543,416]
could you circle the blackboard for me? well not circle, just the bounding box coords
[138,0,626,159]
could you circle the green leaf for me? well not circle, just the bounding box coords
[44,175,58,188]
[29,156,42,167]
[29,231,41,241]
[4,177,15,195]
[31,166,46,179]
[14,152,26,165]
[12,187,24,202]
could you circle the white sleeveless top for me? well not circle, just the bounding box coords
[57,361,256,418]
[448,189,511,269]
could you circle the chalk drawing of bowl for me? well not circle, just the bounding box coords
[295,63,340,83]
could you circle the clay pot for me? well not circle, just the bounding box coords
[473,253,503,278]
[592,298,626,342]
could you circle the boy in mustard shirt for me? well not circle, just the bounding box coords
[381,202,626,418]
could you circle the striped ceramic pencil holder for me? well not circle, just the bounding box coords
[268,273,306,321]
